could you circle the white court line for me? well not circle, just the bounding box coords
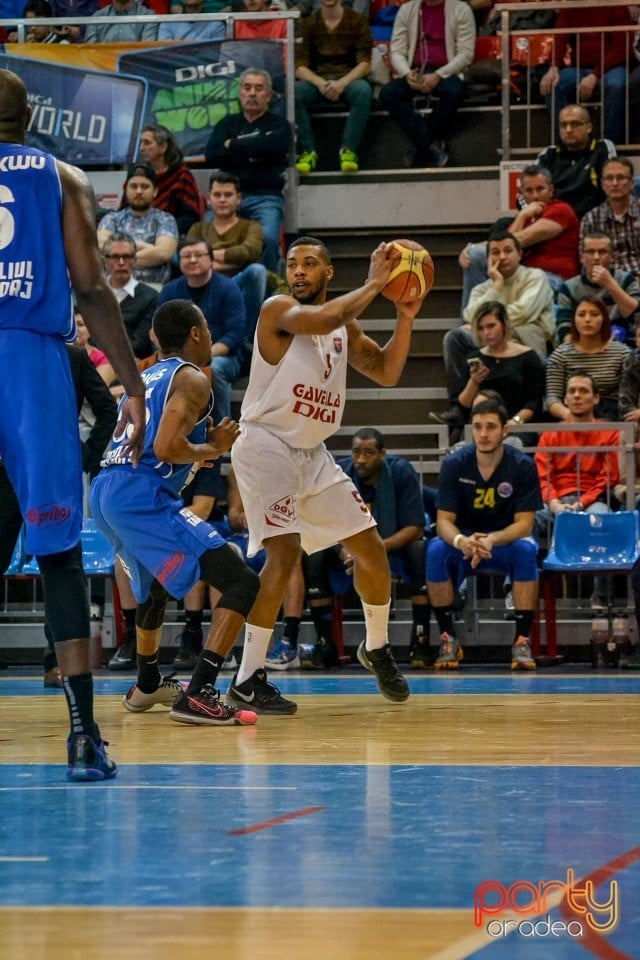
[0,785,296,792]
[0,857,49,862]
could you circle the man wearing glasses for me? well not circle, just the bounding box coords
[580,158,640,277]
[536,105,617,220]
[103,232,157,360]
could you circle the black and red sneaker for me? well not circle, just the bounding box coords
[169,684,257,726]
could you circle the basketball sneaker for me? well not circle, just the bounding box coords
[357,642,410,702]
[511,637,536,671]
[408,625,431,670]
[170,684,257,726]
[227,669,298,715]
[107,627,136,671]
[434,632,463,670]
[66,732,117,782]
[265,637,301,671]
[173,626,203,670]
[123,674,184,712]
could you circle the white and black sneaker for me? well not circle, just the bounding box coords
[227,668,297,715]
[123,674,184,712]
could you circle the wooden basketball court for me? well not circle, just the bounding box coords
[1,669,639,960]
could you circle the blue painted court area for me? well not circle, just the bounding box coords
[1,760,638,949]
[3,670,640,696]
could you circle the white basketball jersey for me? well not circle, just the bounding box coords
[240,327,348,449]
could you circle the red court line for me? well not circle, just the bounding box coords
[227,805,326,835]
[560,845,640,960]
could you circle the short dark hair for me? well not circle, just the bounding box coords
[152,299,204,353]
[0,69,28,128]
[566,370,598,395]
[471,398,508,426]
[209,170,241,192]
[288,236,331,264]
[581,230,612,250]
[178,237,214,258]
[352,427,385,450]
[603,156,634,179]
[521,163,553,186]
[487,229,522,253]
[473,388,504,407]
[23,0,52,15]
[569,296,612,344]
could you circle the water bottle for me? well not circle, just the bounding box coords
[590,618,609,669]
[611,617,631,668]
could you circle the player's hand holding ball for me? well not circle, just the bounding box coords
[381,239,435,305]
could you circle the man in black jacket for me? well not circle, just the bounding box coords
[204,68,293,273]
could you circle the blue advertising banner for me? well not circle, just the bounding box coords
[0,39,285,165]
[0,52,147,165]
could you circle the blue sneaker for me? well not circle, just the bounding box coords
[66,733,117,782]
[265,637,301,671]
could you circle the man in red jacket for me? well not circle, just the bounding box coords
[539,5,629,145]
[534,371,621,610]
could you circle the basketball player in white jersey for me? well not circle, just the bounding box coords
[228,236,425,712]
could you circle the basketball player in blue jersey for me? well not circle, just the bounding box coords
[91,299,261,727]
[426,398,543,670]
[0,69,146,781]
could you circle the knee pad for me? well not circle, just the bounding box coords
[199,544,260,617]
[38,544,89,643]
[136,579,169,632]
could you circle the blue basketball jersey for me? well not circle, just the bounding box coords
[0,144,74,339]
[102,357,214,496]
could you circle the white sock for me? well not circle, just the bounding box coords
[236,623,273,685]
[362,600,391,651]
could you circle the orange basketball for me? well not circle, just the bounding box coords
[381,239,435,304]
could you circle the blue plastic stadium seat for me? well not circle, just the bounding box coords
[542,511,640,572]
[6,528,26,575]
[81,519,115,575]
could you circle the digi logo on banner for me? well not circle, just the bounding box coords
[118,40,286,161]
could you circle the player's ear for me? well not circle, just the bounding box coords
[326,264,335,283]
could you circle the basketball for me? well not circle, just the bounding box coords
[381,239,435,303]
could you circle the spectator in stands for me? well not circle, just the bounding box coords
[102,232,157,360]
[426,398,541,670]
[84,0,158,41]
[378,0,475,168]
[159,0,226,39]
[186,171,268,343]
[580,158,640,278]
[433,231,555,431]
[136,124,205,236]
[453,300,545,439]
[459,164,580,307]
[555,231,640,344]
[49,0,97,40]
[293,0,373,175]
[22,0,69,41]
[234,0,287,41]
[535,371,620,610]
[98,163,179,288]
[74,311,118,393]
[157,238,246,422]
[536,105,617,220]
[538,4,629,145]
[204,68,293,272]
[295,427,431,671]
[546,297,630,421]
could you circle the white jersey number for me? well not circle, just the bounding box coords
[0,185,16,251]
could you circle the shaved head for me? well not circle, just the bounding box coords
[0,69,29,139]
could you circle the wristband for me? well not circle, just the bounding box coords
[453,533,464,550]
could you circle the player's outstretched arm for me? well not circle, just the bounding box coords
[154,366,239,465]
[346,294,423,386]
